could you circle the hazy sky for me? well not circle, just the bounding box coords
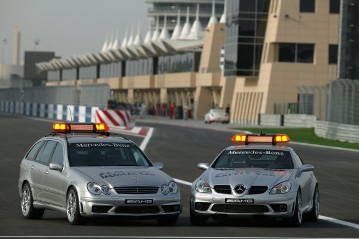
[0,0,149,64]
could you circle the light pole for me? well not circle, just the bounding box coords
[1,38,7,79]
[1,38,7,65]
[34,38,40,50]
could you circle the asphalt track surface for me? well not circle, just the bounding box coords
[1,113,359,238]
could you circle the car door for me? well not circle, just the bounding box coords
[32,140,57,204]
[292,151,312,207]
[43,142,67,208]
[21,141,45,201]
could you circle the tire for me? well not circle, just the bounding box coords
[21,183,44,219]
[66,187,87,225]
[157,215,179,226]
[288,190,303,227]
[190,203,209,225]
[305,186,319,222]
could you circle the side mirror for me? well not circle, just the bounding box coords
[197,163,209,170]
[49,163,63,172]
[153,162,164,169]
[300,164,314,173]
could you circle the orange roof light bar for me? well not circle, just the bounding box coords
[231,133,290,145]
[52,122,109,133]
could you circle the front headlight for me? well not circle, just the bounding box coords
[195,179,212,193]
[87,182,111,195]
[270,181,291,194]
[161,181,179,195]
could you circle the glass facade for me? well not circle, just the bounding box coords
[224,0,270,76]
[48,71,61,81]
[100,62,122,78]
[126,58,154,77]
[79,66,97,79]
[158,52,200,74]
[63,69,77,81]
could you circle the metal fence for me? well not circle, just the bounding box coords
[298,79,359,125]
[0,84,110,108]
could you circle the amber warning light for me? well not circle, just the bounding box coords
[231,133,290,145]
[52,122,109,133]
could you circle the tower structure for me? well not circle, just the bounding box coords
[146,0,224,33]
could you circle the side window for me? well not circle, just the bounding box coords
[291,151,304,167]
[51,143,64,165]
[26,141,45,160]
[36,141,57,165]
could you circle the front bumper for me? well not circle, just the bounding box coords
[191,191,297,218]
[79,195,181,218]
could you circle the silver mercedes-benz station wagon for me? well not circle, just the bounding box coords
[18,122,181,225]
[190,133,319,226]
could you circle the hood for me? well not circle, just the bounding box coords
[206,168,294,188]
[72,166,172,187]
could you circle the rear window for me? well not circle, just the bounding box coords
[213,149,293,169]
[68,142,152,167]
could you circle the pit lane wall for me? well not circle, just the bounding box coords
[0,101,132,127]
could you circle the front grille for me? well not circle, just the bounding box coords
[115,206,160,214]
[114,186,159,194]
[211,204,269,213]
[214,185,232,194]
[248,186,268,195]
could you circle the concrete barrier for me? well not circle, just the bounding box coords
[315,121,359,143]
[259,114,316,128]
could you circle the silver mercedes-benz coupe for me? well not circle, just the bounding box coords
[190,133,319,226]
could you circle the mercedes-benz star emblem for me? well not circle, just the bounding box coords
[234,184,246,194]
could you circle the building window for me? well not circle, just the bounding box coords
[300,0,315,13]
[278,43,295,62]
[278,43,314,63]
[330,0,340,14]
[329,44,338,64]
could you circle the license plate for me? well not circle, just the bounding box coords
[125,199,153,204]
[225,198,254,204]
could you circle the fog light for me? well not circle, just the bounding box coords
[279,204,287,212]
[195,202,203,210]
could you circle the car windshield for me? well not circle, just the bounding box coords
[211,109,225,114]
[68,142,152,167]
[212,149,293,169]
